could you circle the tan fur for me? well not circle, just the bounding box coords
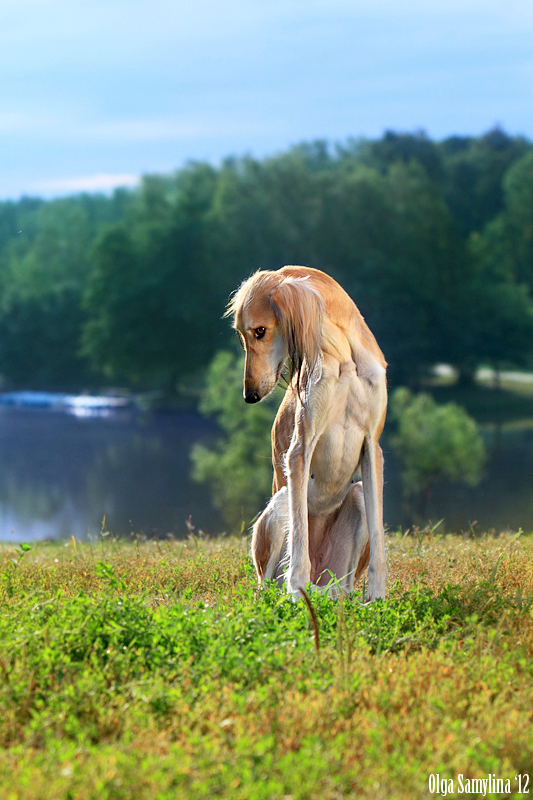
[228,265,388,601]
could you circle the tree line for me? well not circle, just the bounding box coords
[0,127,532,392]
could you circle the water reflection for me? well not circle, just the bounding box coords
[0,407,221,542]
[383,423,533,533]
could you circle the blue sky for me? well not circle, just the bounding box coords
[1,0,532,199]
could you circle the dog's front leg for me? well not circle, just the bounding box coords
[361,436,387,601]
[285,402,314,599]
[285,369,342,599]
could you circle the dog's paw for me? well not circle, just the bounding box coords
[309,582,344,599]
[286,583,319,602]
[287,583,343,601]
[363,564,387,603]
[285,568,311,601]
[361,583,386,606]
[286,585,304,602]
[360,594,385,605]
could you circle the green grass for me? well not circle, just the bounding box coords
[1,531,533,799]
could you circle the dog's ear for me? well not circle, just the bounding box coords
[270,277,324,384]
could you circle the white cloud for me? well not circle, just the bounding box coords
[33,173,141,194]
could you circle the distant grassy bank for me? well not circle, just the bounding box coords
[430,385,533,428]
[1,531,533,799]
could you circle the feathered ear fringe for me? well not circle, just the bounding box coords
[224,270,268,328]
[224,272,257,326]
[270,277,324,395]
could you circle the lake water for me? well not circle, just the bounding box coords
[0,405,222,542]
[0,405,532,543]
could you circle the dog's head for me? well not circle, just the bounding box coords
[226,269,324,403]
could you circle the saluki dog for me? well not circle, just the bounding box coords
[227,266,388,601]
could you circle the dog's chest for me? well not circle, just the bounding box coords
[308,422,364,513]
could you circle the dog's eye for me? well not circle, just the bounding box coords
[254,327,266,340]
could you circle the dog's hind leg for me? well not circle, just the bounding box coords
[314,482,369,596]
[251,487,288,587]
[335,481,370,594]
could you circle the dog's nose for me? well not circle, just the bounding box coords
[245,389,261,404]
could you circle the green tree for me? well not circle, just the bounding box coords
[190,351,283,529]
[1,129,531,393]
[0,199,99,387]
[440,127,531,238]
[82,166,224,387]
[389,387,486,517]
[0,191,134,388]
[208,150,324,274]
[465,151,533,374]
[321,159,473,385]
[473,151,533,289]
[502,150,533,288]
[354,129,445,183]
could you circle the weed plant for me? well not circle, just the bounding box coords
[1,529,533,799]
